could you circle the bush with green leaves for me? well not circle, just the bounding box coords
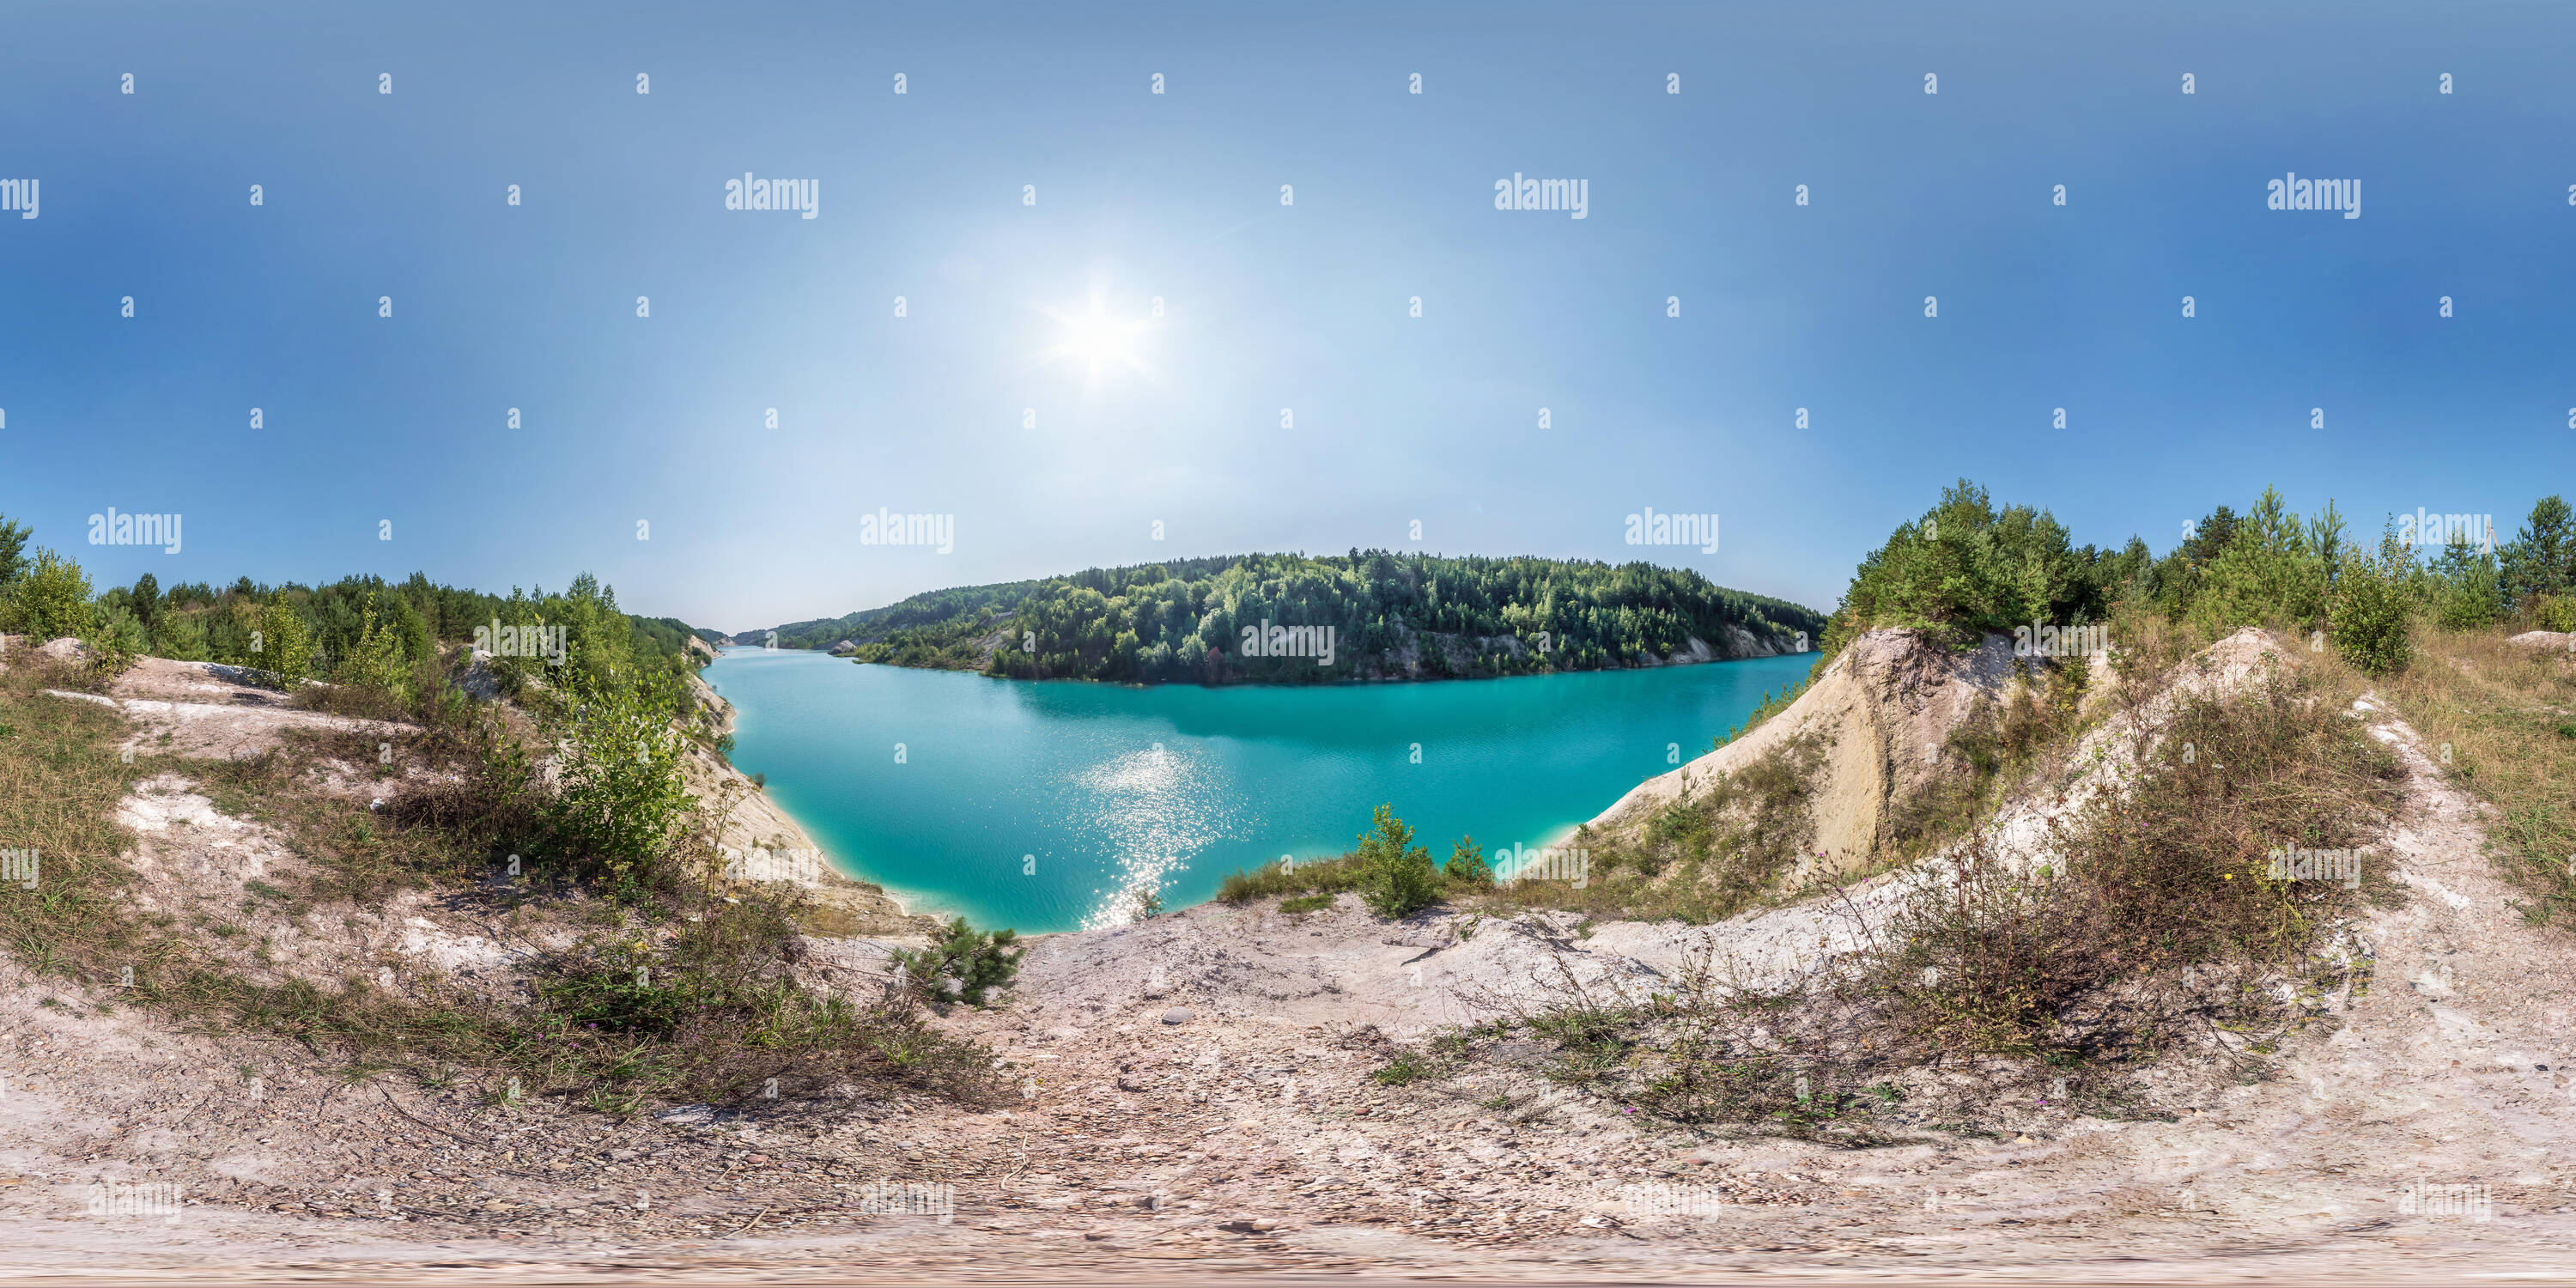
[149,610,211,662]
[1816,480,2128,667]
[1355,804,1442,918]
[2329,534,2415,675]
[0,513,30,592]
[542,666,696,882]
[2536,593,2576,634]
[889,916,1025,1008]
[331,592,410,699]
[1444,835,1493,891]
[5,548,95,641]
[80,603,147,681]
[2429,534,2506,630]
[2184,489,2336,635]
[248,599,314,688]
[2500,495,2573,615]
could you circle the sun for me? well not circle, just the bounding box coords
[1036,293,1158,388]
[1060,307,1140,368]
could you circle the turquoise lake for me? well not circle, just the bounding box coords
[705,647,1817,934]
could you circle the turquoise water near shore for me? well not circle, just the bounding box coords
[706,647,1815,934]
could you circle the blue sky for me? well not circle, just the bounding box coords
[2,1,2568,631]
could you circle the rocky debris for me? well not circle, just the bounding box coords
[2506,630,2575,650]
[453,648,506,702]
[6,631,2576,1279]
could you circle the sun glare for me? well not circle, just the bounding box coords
[1064,309,1137,367]
[1036,292,1158,388]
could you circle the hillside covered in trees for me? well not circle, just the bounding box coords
[742,552,1828,685]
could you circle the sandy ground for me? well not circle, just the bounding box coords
[3,639,2575,1281]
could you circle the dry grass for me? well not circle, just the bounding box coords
[2372,625,2576,927]
[1872,660,2400,1063]
[1884,659,2092,861]
[1382,654,2404,1136]
[0,656,1003,1111]
[1466,729,1833,925]
[0,665,167,987]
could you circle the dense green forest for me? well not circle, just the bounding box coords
[0,512,711,706]
[1817,479,2576,676]
[742,552,1830,684]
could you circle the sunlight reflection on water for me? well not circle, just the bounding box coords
[1069,742,1246,929]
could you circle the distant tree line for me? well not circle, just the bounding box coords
[752,551,1828,684]
[0,512,708,706]
[1820,479,2576,677]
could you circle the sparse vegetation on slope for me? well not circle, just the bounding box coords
[0,512,1001,1115]
[1378,647,2402,1137]
[2372,625,2576,928]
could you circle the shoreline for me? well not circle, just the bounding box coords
[773,643,1816,690]
[702,646,1808,935]
[687,661,942,939]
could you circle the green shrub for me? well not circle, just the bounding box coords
[331,592,410,699]
[543,666,696,881]
[5,548,95,641]
[2433,567,2505,629]
[1355,804,1442,919]
[1443,835,1494,890]
[149,610,210,661]
[888,916,1024,1009]
[0,513,29,591]
[2500,495,2573,613]
[1815,479,2119,666]
[2186,489,2331,635]
[80,604,147,682]
[2535,593,2576,634]
[249,600,314,688]
[1217,852,1369,903]
[2329,537,2415,676]
[1372,1054,1431,1085]
[1279,893,1334,914]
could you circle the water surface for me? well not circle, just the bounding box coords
[707,647,1814,933]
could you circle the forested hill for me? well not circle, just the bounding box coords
[738,552,1827,684]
